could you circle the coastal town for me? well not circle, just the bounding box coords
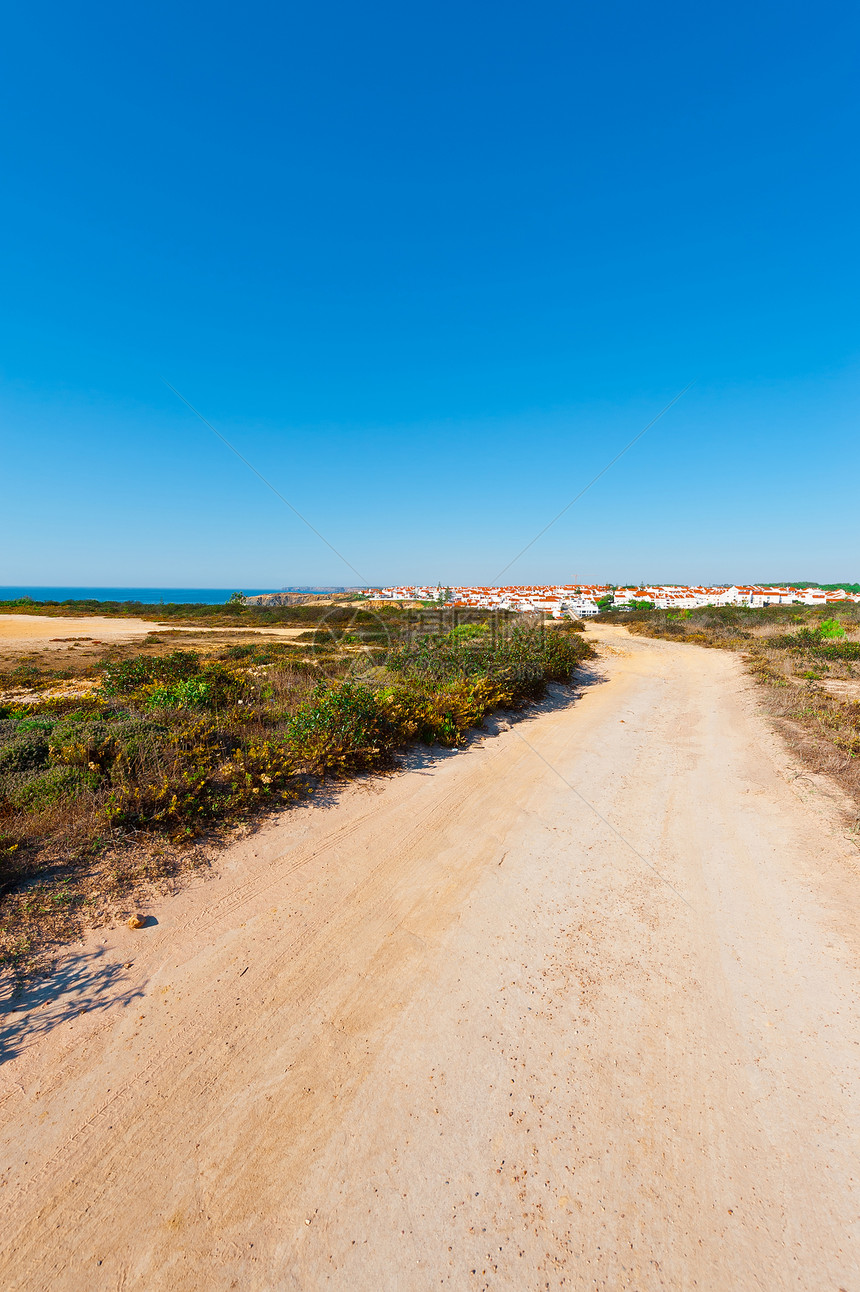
[363,583,860,617]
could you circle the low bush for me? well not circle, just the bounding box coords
[287,682,394,775]
[0,728,53,786]
[0,620,594,953]
[100,650,203,695]
[0,614,596,971]
[12,765,100,811]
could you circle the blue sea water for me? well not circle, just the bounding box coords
[0,587,276,606]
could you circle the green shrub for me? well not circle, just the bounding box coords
[46,717,165,776]
[287,683,393,776]
[0,718,55,743]
[147,678,214,710]
[111,718,166,766]
[11,765,99,810]
[814,642,860,661]
[49,720,117,769]
[100,651,202,696]
[0,729,52,786]
[446,624,488,643]
[224,644,255,660]
[820,618,846,639]
[386,623,588,695]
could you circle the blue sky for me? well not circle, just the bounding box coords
[2,0,858,588]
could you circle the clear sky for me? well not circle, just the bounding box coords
[2,0,858,589]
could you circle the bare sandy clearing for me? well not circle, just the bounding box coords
[1,627,859,1289]
[0,614,316,654]
[0,614,161,651]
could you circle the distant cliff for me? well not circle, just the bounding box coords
[243,591,360,607]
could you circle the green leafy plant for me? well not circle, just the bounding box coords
[100,651,202,696]
[12,765,99,810]
[147,678,214,710]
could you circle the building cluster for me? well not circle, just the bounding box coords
[363,584,860,618]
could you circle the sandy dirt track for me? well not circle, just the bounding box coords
[2,627,859,1290]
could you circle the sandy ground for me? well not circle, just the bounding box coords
[0,614,165,651]
[0,614,315,654]
[1,627,859,1290]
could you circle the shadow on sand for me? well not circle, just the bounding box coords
[1,947,144,1063]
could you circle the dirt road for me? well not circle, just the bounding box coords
[2,627,859,1290]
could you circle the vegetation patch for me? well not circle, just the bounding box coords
[0,608,593,974]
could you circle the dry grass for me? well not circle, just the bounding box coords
[744,654,860,821]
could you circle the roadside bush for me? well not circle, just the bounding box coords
[100,651,202,696]
[111,719,167,766]
[0,619,597,968]
[224,644,255,660]
[49,720,118,770]
[0,729,52,786]
[147,678,214,710]
[0,718,55,742]
[11,765,99,810]
[766,629,860,661]
[387,622,588,694]
[46,717,166,774]
[375,677,506,745]
[446,624,488,643]
[287,683,393,776]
